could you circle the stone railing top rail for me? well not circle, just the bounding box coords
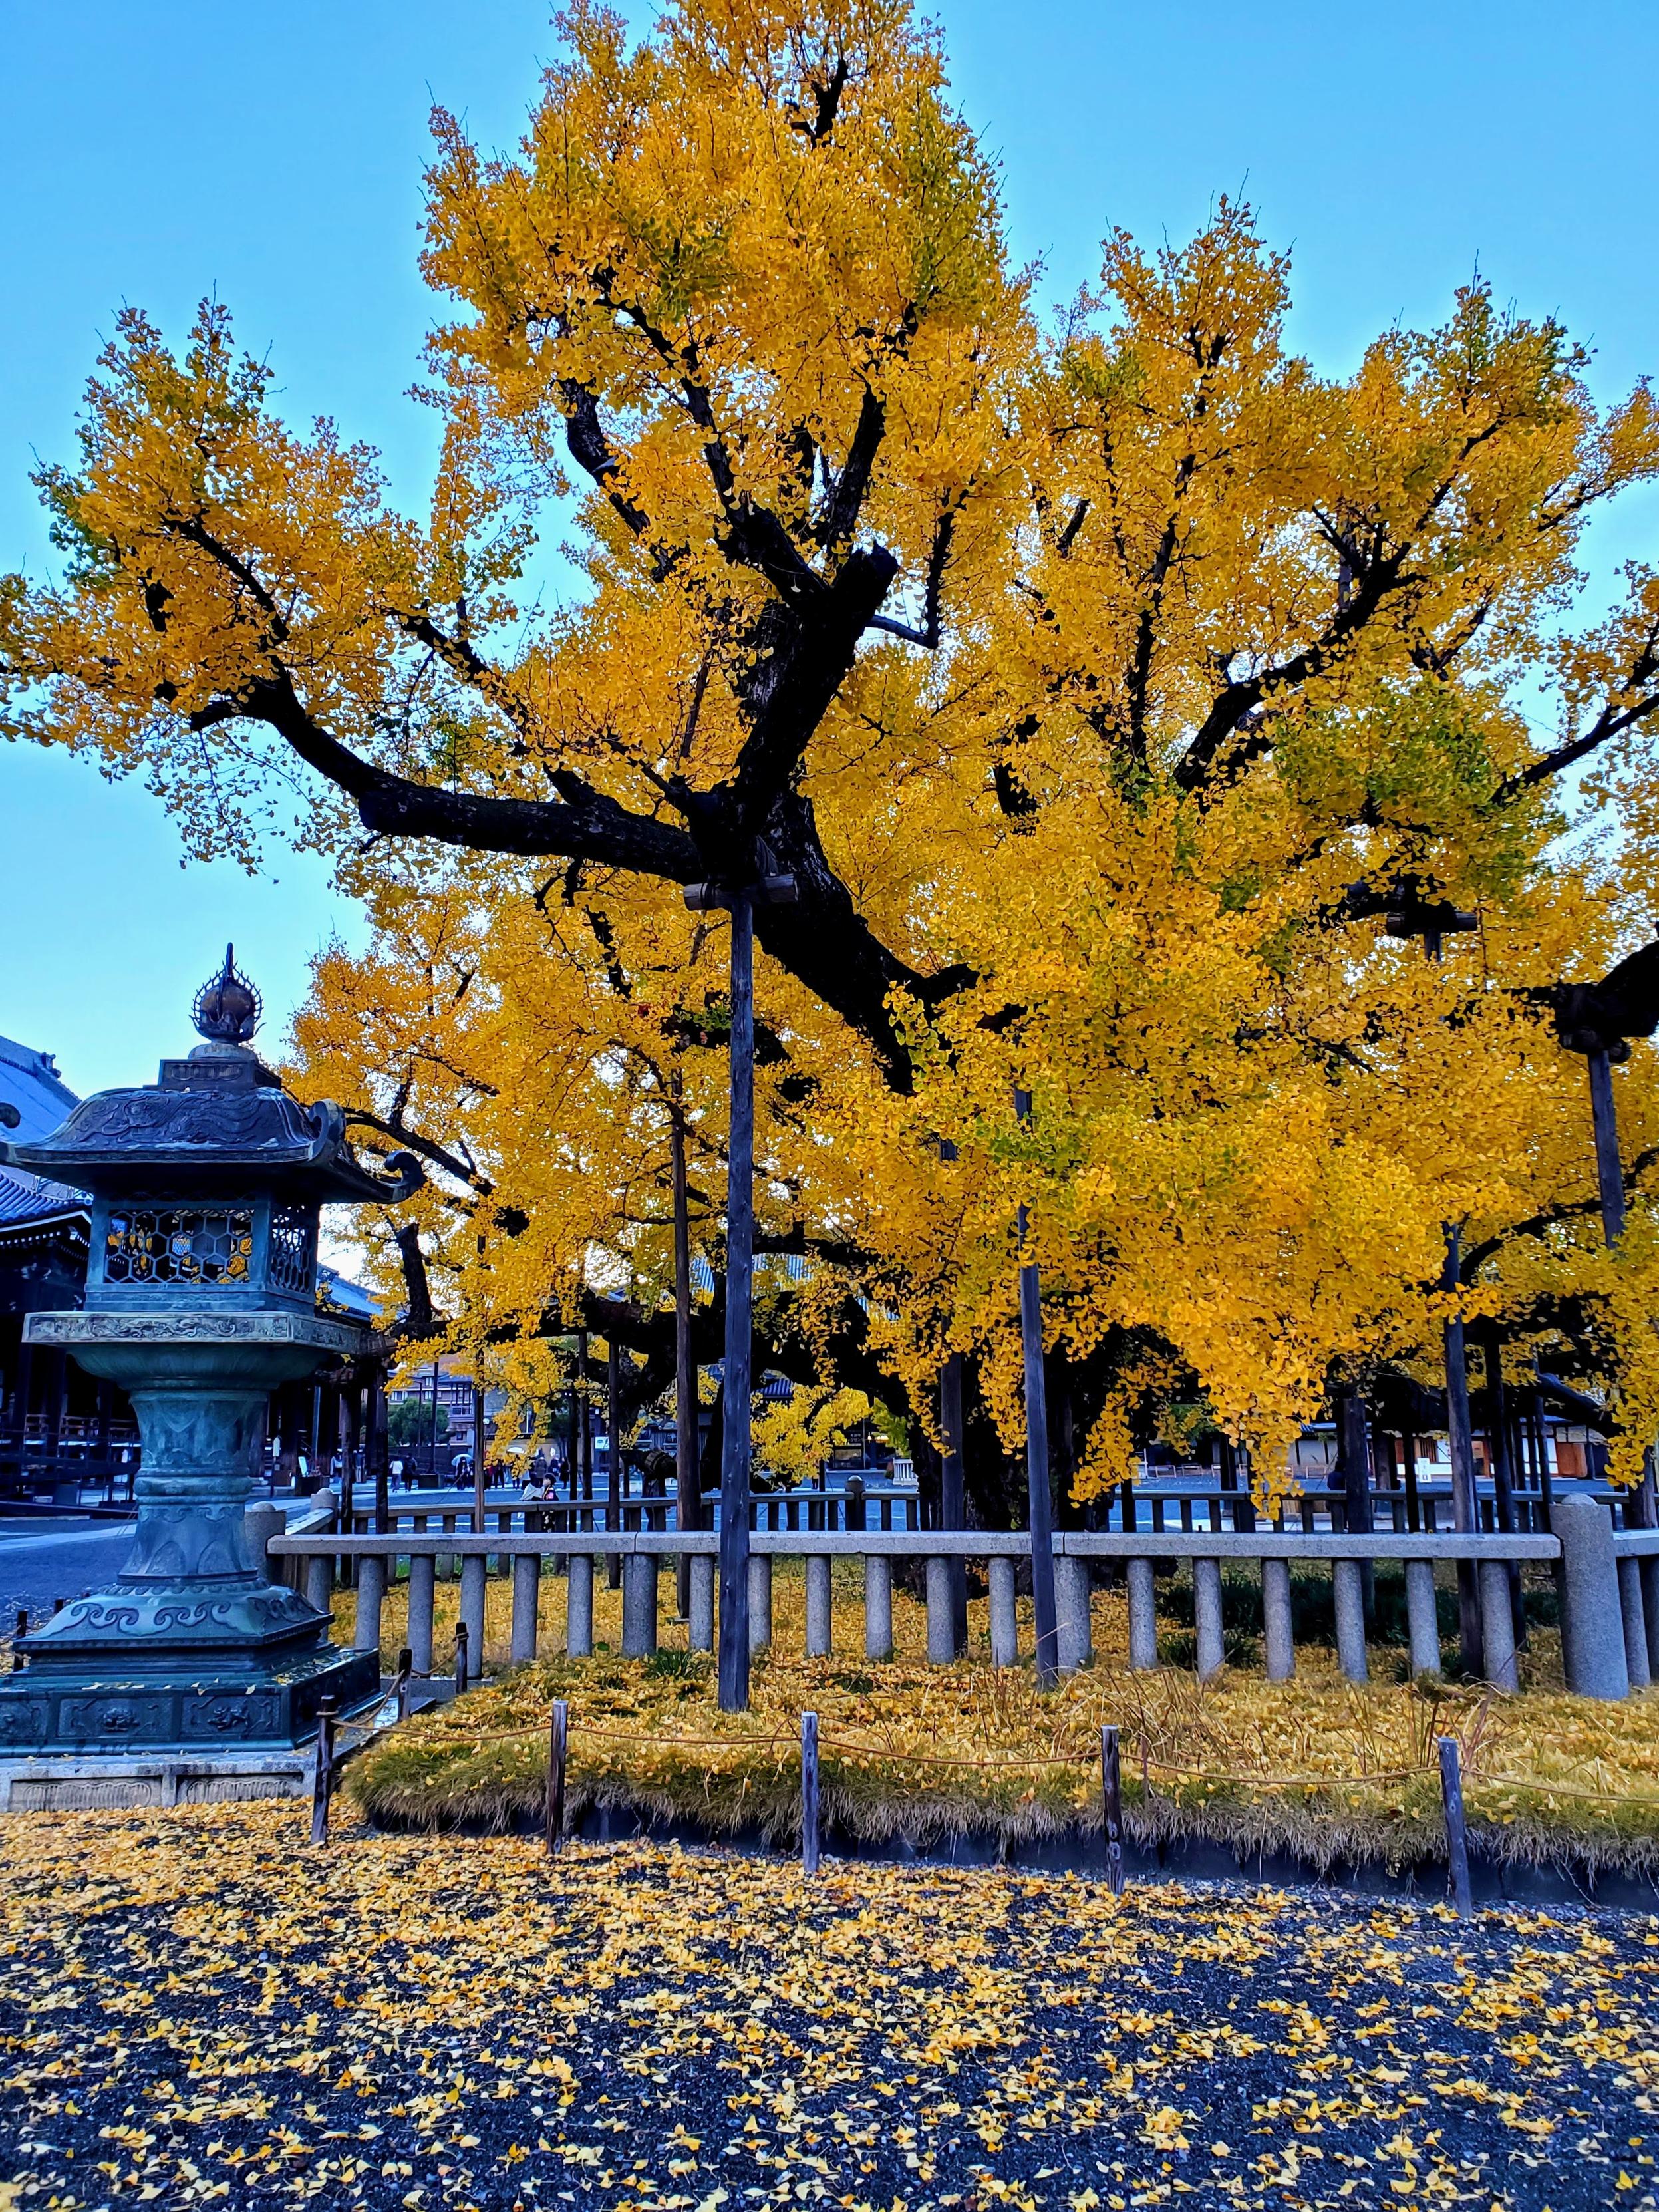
[270,1526,1557,1565]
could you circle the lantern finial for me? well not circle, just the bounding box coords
[191,943,262,1044]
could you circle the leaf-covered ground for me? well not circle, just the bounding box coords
[345,1563,1659,1874]
[1,1804,1657,2211]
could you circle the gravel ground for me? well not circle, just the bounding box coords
[1,1802,1656,2210]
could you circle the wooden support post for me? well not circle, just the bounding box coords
[472,1368,488,1543]
[369,1365,390,1535]
[1100,1724,1125,1897]
[1014,1089,1060,1689]
[454,1619,470,1698]
[547,1698,568,1857]
[42,1348,65,1486]
[800,1709,820,1878]
[671,1091,700,1624]
[718,890,756,1710]
[575,1327,592,1505]
[606,1337,623,1589]
[940,1352,969,1656]
[1588,1046,1627,1245]
[1441,1227,1483,1673]
[309,1698,337,1847]
[1437,1734,1473,1917]
[394,1647,412,1722]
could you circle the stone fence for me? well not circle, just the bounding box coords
[265,1490,1654,1702]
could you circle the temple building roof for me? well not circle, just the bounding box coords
[0,1036,88,1238]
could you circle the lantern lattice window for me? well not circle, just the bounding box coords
[104,1205,255,1289]
[268,1205,317,1298]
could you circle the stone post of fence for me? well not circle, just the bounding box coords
[689,1555,715,1653]
[621,1553,659,1658]
[748,1553,772,1656]
[987,1555,1018,1666]
[460,1553,488,1674]
[1555,1492,1629,1699]
[1404,1560,1441,1676]
[353,1553,386,1657]
[1193,1558,1225,1679]
[1127,1557,1159,1670]
[925,1557,955,1664]
[805,1555,833,1658]
[305,1553,333,1619]
[512,1553,541,1664]
[566,1553,595,1659]
[1332,1560,1367,1684]
[1618,1556,1652,1691]
[864,1555,894,1661]
[245,1503,284,1581]
[1054,1553,1092,1674]
[407,1552,436,1676]
[1478,1559,1519,1691]
[1261,1559,1294,1680]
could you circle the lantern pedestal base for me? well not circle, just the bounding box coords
[0,1639,380,1756]
[1,1308,383,1760]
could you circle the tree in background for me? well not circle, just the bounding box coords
[8,0,1659,1507]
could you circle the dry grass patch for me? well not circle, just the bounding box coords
[343,1560,1659,1875]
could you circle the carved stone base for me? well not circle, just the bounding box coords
[0,1749,316,1812]
[0,1642,379,1755]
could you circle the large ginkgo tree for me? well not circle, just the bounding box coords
[9,0,1659,1511]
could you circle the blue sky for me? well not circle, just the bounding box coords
[3,0,1656,1094]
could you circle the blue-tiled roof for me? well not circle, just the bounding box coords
[0,1035,78,1143]
[0,1164,84,1229]
[0,1041,86,1235]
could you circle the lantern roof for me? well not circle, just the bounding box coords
[0,949,422,1207]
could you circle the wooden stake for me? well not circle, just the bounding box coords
[801,1710,820,1877]
[454,1619,470,1698]
[1100,1724,1125,1896]
[394,1645,412,1722]
[1437,1734,1474,1917]
[547,1698,568,1857]
[309,1697,337,1847]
